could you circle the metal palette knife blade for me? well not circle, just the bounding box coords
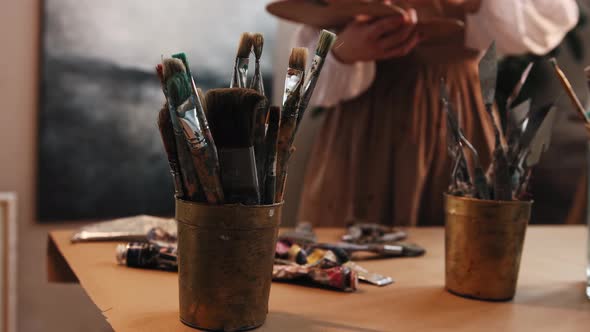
[478,41,497,106]
[506,99,531,144]
[525,106,557,168]
[515,103,554,162]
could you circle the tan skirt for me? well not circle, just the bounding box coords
[298,52,495,227]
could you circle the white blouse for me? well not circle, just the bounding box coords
[294,0,580,108]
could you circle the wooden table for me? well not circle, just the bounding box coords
[47,226,590,331]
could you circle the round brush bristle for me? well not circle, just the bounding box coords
[252,33,264,60]
[289,47,308,72]
[236,33,253,59]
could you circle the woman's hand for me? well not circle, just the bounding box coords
[331,10,421,64]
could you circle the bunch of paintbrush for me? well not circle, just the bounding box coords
[444,42,559,201]
[155,30,336,205]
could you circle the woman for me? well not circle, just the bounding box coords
[295,0,579,227]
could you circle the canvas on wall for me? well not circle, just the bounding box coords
[39,0,276,220]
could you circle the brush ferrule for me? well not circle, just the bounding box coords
[297,54,325,123]
[250,62,265,95]
[176,102,207,150]
[218,146,260,204]
[283,68,304,104]
[231,57,249,88]
[282,69,304,120]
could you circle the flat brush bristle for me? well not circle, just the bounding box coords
[316,29,336,58]
[289,47,308,72]
[236,32,253,59]
[206,88,265,148]
[252,33,264,59]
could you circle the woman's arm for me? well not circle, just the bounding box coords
[464,0,579,55]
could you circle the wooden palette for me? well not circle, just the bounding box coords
[267,0,464,42]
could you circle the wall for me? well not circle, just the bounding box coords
[0,1,111,331]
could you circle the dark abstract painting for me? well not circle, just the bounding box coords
[39,0,276,220]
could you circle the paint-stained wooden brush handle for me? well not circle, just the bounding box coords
[262,106,281,204]
[254,99,270,191]
[275,119,296,203]
[174,129,205,202]
[179,122,225,204]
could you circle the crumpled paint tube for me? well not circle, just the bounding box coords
[272,263,357,292]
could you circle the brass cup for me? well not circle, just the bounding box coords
[176,199,282,331]
[444,194,532,301]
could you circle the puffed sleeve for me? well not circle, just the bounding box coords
[292,25,376,107]
[464,0,579,55]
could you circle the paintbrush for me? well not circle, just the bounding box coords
[206,88,265,204]
[275,47,308,202]
[157,104,185,198]
[250,32,265,95]
[296,29,336,131]
[163,58,224,204]
[172,53,215,147]
[171,53,224,204]
[310,242,425,258]
[230,33,253,88]
[262,106,281,204]
[250,33,271,191]
[550,58,590,125]
[159,60,203,201]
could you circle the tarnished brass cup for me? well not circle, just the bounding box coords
[176,199,282,331]
[444,194,532,301]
